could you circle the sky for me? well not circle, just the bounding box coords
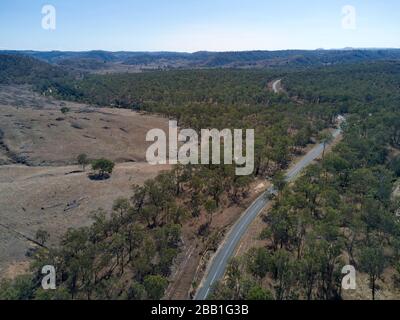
[0,0,399,52]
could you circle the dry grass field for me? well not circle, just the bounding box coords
[0,85,170,277]
[0,85,169,166]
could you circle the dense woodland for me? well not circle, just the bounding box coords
[0,54,72,85]
[211,61,400,300]
[0,54,399,300]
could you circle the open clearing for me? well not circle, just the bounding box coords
[0,86,170,277]
[0,85,169,166]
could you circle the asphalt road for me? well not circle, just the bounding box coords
[194,127,342,300]
[272,79,282,93]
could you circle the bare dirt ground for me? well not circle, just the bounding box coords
[0,85,170,278]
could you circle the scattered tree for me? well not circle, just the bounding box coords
[359,245,386,300]
[77,153,89,171]
[91,158,115,179]
[35,229,50,246]
[60,106,70,114]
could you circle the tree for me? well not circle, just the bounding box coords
[91,158,115,179]
[0,275,36,300]
[318,131,333,159]
[77,153,89,171]
[272,171,287,197]
[34,287,70,300]
[35,229,50,246]
[293,127,311,149]
[225,258,242,299]
[112,197,131,218]
[229,175,251,204]
[246,247,271,280]
[359,245,386,300]
[271,250,295,300]
[299,245,322,300]
[205,199,217,224]
[143,275,168,300]
[390,155,400,177]
[271,138,291,169]
[127,281,147,300]
[246,285,273,300]
[393,261,400,289]
[61,106,70,114]
[155,224,181,249]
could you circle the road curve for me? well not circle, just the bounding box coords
[272,79,282,94]
[194,127,342,300]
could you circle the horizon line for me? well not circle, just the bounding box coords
[1,47,400,54]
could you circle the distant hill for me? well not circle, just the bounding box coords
[2,49,400,73]
[0,53,71,85]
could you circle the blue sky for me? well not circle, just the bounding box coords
[0,0,399,52]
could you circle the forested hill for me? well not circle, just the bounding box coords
[0,53,71,85]
[284,61,400,106]
[2,49,400,72]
